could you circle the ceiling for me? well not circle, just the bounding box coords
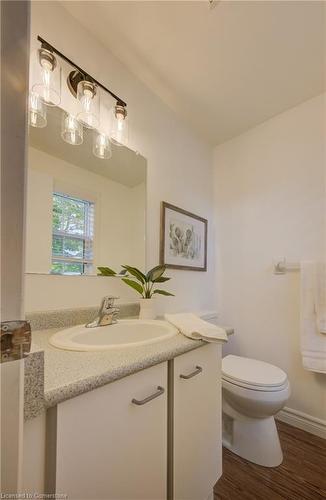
[61,1,325,145]
[29,106,146,188]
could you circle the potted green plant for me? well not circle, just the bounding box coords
[97,264,174,319]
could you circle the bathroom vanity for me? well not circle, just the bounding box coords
[23,319,223,500]
[52,344,220,500]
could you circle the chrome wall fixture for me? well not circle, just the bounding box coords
[273,259,300,274]
[29,36,129,155]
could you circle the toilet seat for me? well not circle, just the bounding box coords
[222,355,288,392]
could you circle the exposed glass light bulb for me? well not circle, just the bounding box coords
[61,112,83,145]
[80,89,92,113]
[77,80,100,129]
[41,61,51,102]
[28,92,47,128]
[110,103,128,146]
[32,48,61,106]
[93,132,112,159]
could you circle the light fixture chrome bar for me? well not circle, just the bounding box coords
[37,35,127,107]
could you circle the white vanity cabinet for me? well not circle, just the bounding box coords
[53,362,168,500]
[42,344,222,500]
[172,343,222,500]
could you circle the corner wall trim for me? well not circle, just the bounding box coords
[276,407,326,440]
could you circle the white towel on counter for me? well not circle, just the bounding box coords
[300,261,326,373]
[164,313,228,343]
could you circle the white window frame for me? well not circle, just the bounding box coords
[51,191,95,275]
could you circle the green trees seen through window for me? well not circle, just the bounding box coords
[51,193,94,275]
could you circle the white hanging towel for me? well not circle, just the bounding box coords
[164,313,228,343]
[314,262,326,334]
[300,261,326,373]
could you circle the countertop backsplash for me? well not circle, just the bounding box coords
[26,302,140,331]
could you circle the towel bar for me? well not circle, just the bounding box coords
[274,260,300,275]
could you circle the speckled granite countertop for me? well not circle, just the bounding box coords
[24,304,233,421]
[26,327,204,419]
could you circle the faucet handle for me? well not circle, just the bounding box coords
[102,296,119,309]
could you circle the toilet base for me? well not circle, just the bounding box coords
[222,408,283,467]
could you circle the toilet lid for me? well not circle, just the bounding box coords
[222,355,287,388]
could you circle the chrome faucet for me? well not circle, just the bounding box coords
[86,296,120,328]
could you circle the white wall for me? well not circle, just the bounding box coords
[129,182,146,270]
[25,1,215,313]
[214,94,326,421]
[25,162,53,274]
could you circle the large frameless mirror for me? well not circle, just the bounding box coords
[25,105,146,276]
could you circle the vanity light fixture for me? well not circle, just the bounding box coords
[32,47,61,106]
[61,113,83,146]
[93,131,112,159]
[28,92,47,128]
[33,37,129,157]
[110,102,128,146]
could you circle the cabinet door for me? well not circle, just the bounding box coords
[173,344,222,500]
[55,362,167,500]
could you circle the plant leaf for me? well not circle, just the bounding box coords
[122,265,146,284]
[153,289,175,296]
[118,269,128,275]
[147,265,166,283]
[153,276,171,283]
[122,278,144,296]
[97,266,117,276]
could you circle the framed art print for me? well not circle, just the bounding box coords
[160,202,207,271]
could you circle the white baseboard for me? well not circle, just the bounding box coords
[276,406,326,439]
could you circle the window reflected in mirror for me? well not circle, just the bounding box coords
[52,192,95,275]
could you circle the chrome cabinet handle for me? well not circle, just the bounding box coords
[132,386,165,406]
[180,365,203,379]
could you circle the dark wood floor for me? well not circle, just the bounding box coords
[214,421,326,500]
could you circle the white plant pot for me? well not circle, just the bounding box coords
[139,298,156,320]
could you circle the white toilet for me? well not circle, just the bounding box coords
[222,355,290,467]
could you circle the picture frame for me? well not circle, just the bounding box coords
[160,202,208,271]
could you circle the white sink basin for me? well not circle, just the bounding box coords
[49,319,178,351]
